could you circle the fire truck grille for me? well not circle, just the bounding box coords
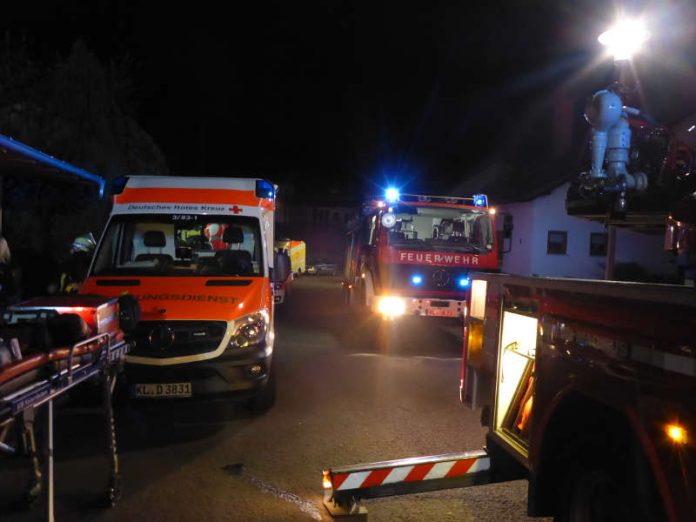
[387,265,471,293]
[129,321,228,358]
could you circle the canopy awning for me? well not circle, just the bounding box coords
[0,133,106,198]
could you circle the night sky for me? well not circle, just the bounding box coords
[3,1,696,202]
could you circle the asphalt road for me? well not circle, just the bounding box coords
[1,276,543,521]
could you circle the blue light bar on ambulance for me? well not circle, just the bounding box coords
[256,180,276,199]
[385,188,400,203]
[458,277,471,288]
[411,274,423,286]
[473,194,488,207]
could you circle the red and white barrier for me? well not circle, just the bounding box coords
[323,450,491,519]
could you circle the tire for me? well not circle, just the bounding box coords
[246,370,276,414]
[557,468,627,522]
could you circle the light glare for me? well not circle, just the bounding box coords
[377,296,406,318]
[322,470,333,490]
[666,423,688,445]
[598,18,650,61]
[385,188,400,202]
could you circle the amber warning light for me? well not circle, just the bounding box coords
[322,470,333,490]
[666,423,688,445]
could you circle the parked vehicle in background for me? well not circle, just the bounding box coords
[307,259,338,276]
[275,239,306,275]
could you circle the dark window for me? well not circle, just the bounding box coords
[547,231,567,255]
[590,232,608,256]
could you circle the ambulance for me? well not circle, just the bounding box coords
[275,239,306,274]
[80,176,277,411]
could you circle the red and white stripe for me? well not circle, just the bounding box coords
[329,453,489,492]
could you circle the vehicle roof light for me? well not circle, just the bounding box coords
[255,179,276,199]
[385,188,400,203]
[473,194,488,207]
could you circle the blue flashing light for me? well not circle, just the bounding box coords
[256,179,276,199]
[411,274,423,286]
[473,194,488,207]
[458,277,471,288]
[385,187,400,203]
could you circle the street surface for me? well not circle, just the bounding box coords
[1,276,544,521]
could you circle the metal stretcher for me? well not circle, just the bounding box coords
[0,305,130,522]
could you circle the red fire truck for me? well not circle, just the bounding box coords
[322,19,696,522]
[343,189,505,320]
[325,180,696,522]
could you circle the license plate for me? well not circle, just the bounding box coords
[133,382,192,398]
[426,307,458,318]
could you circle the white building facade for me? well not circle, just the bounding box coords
[498,182,676,280]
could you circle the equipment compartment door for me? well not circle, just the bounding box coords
[495,311,538,450]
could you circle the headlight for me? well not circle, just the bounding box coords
[376,296,406,318]
[228,311,268,349]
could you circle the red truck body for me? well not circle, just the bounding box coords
[463,273,696,520]
[344,194,500,320]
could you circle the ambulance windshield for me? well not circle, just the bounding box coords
[91,214,264,277]
[386,205,494,253]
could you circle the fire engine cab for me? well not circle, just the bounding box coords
[343,189,502,320]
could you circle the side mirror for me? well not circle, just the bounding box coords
[273,252,290,282]
[503,213,513,238]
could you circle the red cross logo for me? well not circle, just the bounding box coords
[230,205,243,214]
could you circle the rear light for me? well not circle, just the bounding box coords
[467,322,484,368]
[665,423,688,445]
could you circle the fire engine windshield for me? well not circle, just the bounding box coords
[91,214,264,277]
[386,205,494,253]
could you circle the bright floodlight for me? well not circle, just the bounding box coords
[598,18,650,61]
[385,187,400,203]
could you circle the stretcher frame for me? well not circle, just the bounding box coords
[0,331,129,521]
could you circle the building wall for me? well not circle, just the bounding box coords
[499,182,676,280]
[497,201,534,276]
[276,203,357,267]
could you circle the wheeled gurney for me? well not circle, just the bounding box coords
[0,295,135,521]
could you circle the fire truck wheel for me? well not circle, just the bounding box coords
[557,468,627,522]
[246,370,276,414]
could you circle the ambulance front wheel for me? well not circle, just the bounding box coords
[246,370,276,415]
